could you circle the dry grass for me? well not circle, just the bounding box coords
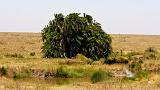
[0,76,159,90]
[0,32,41,54]
[1,32,160,90]
[1,33,160,54]
[112,34,160,52]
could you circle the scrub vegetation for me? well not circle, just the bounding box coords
[1,33,160,89]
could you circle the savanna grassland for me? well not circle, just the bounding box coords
[1,32,160,90]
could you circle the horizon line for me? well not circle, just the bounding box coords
[0,31,160,35]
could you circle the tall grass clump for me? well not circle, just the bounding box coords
[91,70,111,83]
[144,47,159,60]
[129,60,143,73]
[56,66,85,78]
[56,66,68,78]
[0,67,7,76]
[67,68,85,78]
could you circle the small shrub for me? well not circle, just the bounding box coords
[145,47,157,53]
[129,60,143,73]
[0,67,7,76]
[17,54,24,58]
[144,52,158,60]
[30,52,35,56]
[144,47,159,60]
[91,70,108,83]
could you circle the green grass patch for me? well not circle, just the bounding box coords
[56,66,69,78]
[67,68,85,78]
[13,71,31,79]
[56,66,86,78]
[127,70,150,81]
[91,70,112,83]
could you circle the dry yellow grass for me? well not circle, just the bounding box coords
[1,32,160,90]
[1,32,160,54]
[0,32,41,54]
[112,34,160,52]
[0,76,159,90]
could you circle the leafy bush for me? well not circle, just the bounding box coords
[0,67,7,76]
[41,13,112,60]
[30,52,35,56]
[91,70,111,83]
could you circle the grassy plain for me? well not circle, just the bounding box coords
[0,32,160,90]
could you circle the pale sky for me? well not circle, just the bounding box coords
[0,0,160,35]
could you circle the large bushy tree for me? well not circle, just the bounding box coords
[42,13,112,60]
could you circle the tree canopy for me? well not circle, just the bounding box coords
[41,13,112,60]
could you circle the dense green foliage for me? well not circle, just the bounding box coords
[42,13,112,60]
